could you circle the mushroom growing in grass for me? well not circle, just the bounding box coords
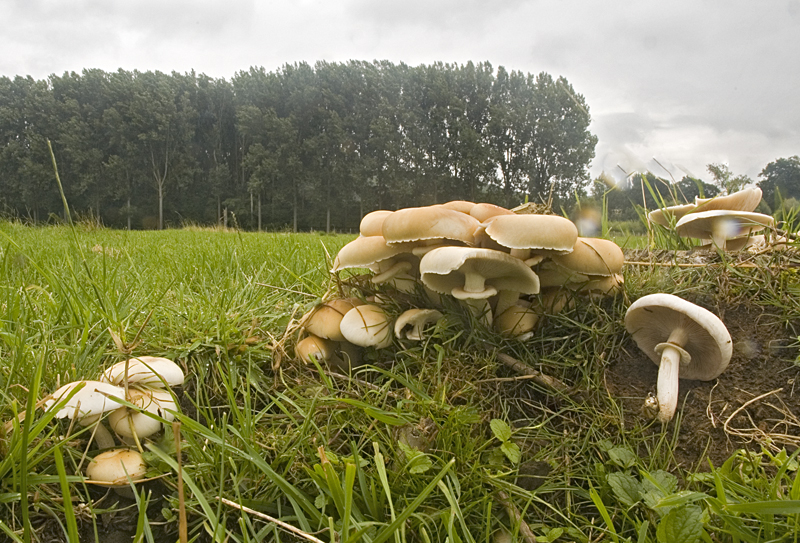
[624,293,732,423]
[43,380,127,449]
[675,210,774,250]
[394,309,443,341]
[85,448,147,498]
[419,246,540,320]
[339,304,394,349]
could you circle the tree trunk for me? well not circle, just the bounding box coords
[127,196,131,230]
[257,192,262,231]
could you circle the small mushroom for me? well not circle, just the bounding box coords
[85,448,147,498]
[648,203,697,228]
[107,388,177,440]
[394,309,444,340]
[675,210,774,250]
[302,298,364,342]
[624,293,732,423]
[339,304,393,349]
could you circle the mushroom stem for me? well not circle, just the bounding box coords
[494,290,520,319]
[710,221,728,250]
[656,344,682,423]
[91,421,116,450]
[462,269,489,294]
[372,260,413,284]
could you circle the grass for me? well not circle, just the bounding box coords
[1,215,800,542]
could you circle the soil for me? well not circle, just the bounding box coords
[606,301,800,471]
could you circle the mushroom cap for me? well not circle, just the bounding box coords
[482,214,578,253]
[469,203,515,223]
[85,449,147,486]
[419,247,540,299]
[295,335,337,364]
[648,203,696,228]
[381,206,480,246]
[303,298,363,342]
[101,357,185,388]
[44,380,127,421]
[624,293,732,380]
[331,236,412,272]
[359,210,393,237]
[394,309,444,340]
[694,186,762,213]
[675,210,774,241]
[339,305,393,349]
[439,200,477,214]
[550,237,624,276]
[107,388,177,438]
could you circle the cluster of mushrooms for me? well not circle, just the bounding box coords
[295,199,741,424]
[648,186,775,251]
[295,200,625,369]
[42,356,184,496]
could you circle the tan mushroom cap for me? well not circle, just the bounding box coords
[85,449,147,486]
[482,214,578,255]
[439,200,477,214]
[648,203,696,228]
[360,210,394,237]
[295,335,337,364]
[419,247,540,300]
[494,302,540,338]
[394,309,444,340]
[675,210,774,249]
[550,237,624,276]
[303,298,364,342]
[624,293,732,381]
[469,203,514,223]
[694,186,762,213]
[339,304,393,349]
[332,236,414,272]
[381,206,480,247]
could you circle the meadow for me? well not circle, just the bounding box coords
[1,218,800,543]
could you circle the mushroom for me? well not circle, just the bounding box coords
[302,298,364,343]
[43,380,127,449]
[106,388,177,440]
[675,210,774,250]
[381,206,481,255]
[439,200,477,214]
[331,236,419,290]
[359,210,394,237]
[419,246,540,319]
[648,203,696,228]
[101,356,185,389]
[479,214,578,263]
[694,186,762,213]
[494,302,540,340]
[339,304,394,349]
[469,203,515,223]
[394,309,444,340]
[85,448,147,498]
[624,293,732,423]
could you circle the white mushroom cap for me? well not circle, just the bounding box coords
[675,210,774,249]
[625,293,732,423]
[339,305,393,349]
[107,388,177,439]
[303,298,364,342]
[625,294,732,380]
[419,247,540,300]
[43,380,127,421]
[694,186,762,213]
[101,357,185,388]
[648,203,696,228]
[394,309,444,340]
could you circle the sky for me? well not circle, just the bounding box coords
[2,0,799,186]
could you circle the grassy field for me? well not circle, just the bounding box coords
[1,219,800,543]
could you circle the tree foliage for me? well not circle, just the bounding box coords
[758,156,800,212]
[0,62,597,230]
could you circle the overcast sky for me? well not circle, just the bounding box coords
[2,0,798,185]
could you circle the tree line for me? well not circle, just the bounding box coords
[0,61,597,231]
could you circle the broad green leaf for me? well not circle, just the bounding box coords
[642,470,678,495]
[490,419,512,442]
[500,441,521,464]
[607,446,638,469]
[656,504,703,543]
[607,472,643,507]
